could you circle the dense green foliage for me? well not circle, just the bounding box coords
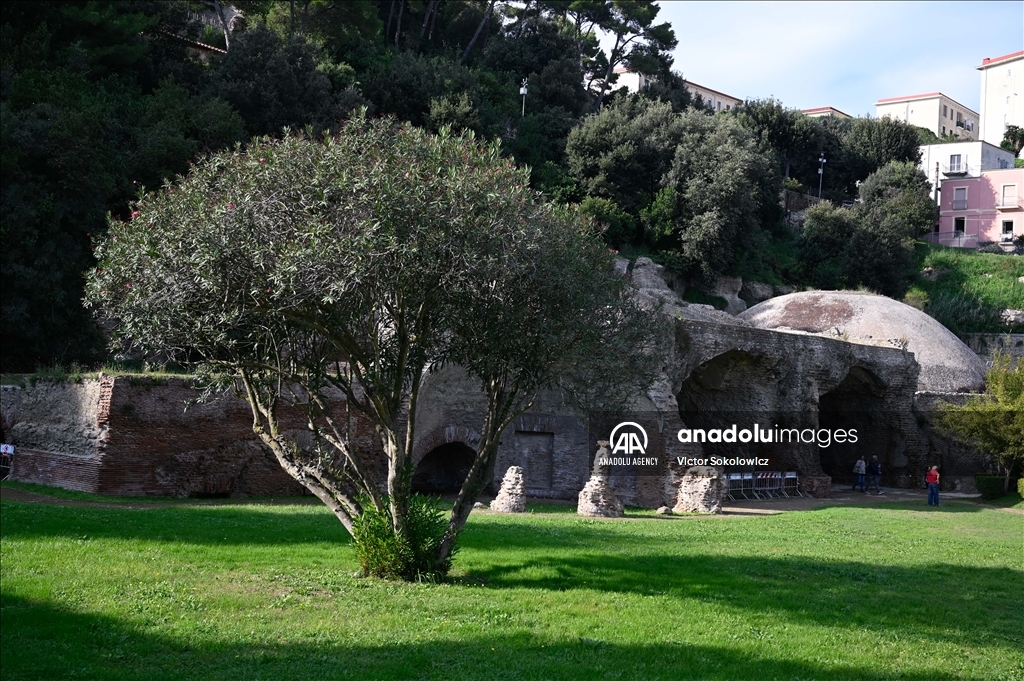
[352,495,454,580]
[2,492,1022,680]
[798,161,938,296]
[0,0,970,371]
[938,353,1024,493]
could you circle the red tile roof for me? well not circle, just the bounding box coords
[978,50,1024,69]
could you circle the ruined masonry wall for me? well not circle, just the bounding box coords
[6,377,307,497]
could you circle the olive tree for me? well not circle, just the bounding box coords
[87,114,657,578]
[937,353,1024,493]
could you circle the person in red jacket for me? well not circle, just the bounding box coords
[926,465,940,506]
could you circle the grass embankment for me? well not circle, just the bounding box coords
[2,492,1021,681]
[906,243,1024,334]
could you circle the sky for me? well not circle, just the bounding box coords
[652,1,1023,116]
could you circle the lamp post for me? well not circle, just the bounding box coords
[519,78,528,117]
[817,153,827,198]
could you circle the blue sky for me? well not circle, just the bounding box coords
[652,1,1023,116]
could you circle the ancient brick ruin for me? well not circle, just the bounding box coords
[1,258,996,504]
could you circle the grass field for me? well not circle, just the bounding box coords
[1,492,1022,681]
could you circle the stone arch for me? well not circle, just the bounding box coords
[410,425,481,494]
[818,365,892,483]
[411,441,476,494]
[411,425,481,467]
[677,349,779,413]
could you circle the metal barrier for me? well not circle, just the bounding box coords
[726,473,744,501]
[726,470,800,501]
[753,471,783,498]
[784,471,803,498]
[741,472,757,499]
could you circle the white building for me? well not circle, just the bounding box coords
[977,50,1023,150]
[610,68,742,113]
[875,92,978,140]
[801,106,852,119]
[919,140,1016,198]
[685,81,742,112]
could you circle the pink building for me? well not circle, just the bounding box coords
[930,168,1023,248]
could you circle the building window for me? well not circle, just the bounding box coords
[953,216,965,235]
[943,104,948,117]
[953,186,967,210]
[1003,221,1015,241]
[716,101,721,111]
[942,126,946,135]
[1002,185,1018,208]
[949,154,962,173]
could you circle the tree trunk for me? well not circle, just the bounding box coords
[420,0,437,40]
[434,387,514,568]
[461,0,495,63]
[394,0,404,49]
[385,0,395,42]
[212,0,231,50]
[593,33,623,111]
[428,0,439,40]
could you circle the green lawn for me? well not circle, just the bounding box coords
[1,495,1021,681]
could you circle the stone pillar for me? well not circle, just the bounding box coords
[577,441,624,518]
[490,465,527,513]
[673,466,725,514]
[798,474,832,498]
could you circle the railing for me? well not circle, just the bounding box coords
[922,231,978,247]
[942,163,972,175]
[952,199,968,209]
[955,120,965,129]
[997,196,1022,210]
[781,189,824,213]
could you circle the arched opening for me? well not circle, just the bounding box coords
[818,366,890,483]
[676,349,821,475]
[412,442,475,494]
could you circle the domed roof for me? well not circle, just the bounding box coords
[738,291,986,392]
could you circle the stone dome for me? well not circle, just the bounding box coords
[738,291,986,393]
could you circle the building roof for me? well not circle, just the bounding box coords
[801,106,851,117]
[977,50,1024,70]
[684,80,742,103]
[875,92,978,116]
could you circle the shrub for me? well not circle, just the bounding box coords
[351,495,454,581]
[1017,477,1024,498]
[975,475,1007,500]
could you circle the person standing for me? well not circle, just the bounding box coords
[926,465,940,506]
[867,455,884,495]
[853,456,867,492]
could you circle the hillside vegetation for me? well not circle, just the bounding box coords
[905,243,1024,334]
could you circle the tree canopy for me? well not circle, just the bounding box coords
[87,114,658,578]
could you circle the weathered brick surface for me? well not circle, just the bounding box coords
[7,377,384,497]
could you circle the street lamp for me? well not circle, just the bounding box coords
[519,78,528,117]
[817,153,827,198]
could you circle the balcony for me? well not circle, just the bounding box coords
[952,199,968,210]
[955,120,965,129]
[943,163,970,176]
[997,196,1022,210]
